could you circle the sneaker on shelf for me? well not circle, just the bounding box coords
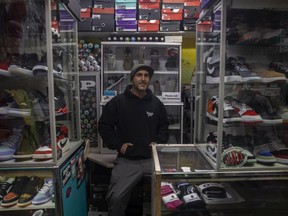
[0,90,31,118]
[32,48,63,79]
[225,96,262,124]
[17,176,43,207]
[207,96,242,124]
[150,49,160,71]
[8,53,39,76]
[13,126,38,162]
[226,56,261,82]
[0,128,23,161]
[165,47,178,71]
[105,75,125,90]
[153,80,162,96]
[56,124,69,153]
[54,87,68,116]
[205,47,242,83]
[32,178,53,205]
[0,60,12,77]
[235,31,261,45]
[277,105,288,123]
[206,131,255,166]
[32,145,62,160]
[269,61,288,78]
[106,51,116,70]
[0,178,14,201]
[123,47,134,71]
[254,69,286,83]
[1,176,30,207]
[237,90,283,124]
[32,209,44,216]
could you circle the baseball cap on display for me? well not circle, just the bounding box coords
[130,64,154,81]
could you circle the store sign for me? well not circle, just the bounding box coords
[162,92,181,102]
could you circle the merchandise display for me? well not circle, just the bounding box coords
[0,0,85,215]
[194,0,288,170]
[152,144,288,216]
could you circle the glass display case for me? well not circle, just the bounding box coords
[0,0,84,215]
[152,144,288,216]
[99,41,183,152]
[194,0,288,171]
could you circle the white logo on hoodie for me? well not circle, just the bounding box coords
[146,111,154,117]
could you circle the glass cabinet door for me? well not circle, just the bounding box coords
[195,0,288,171]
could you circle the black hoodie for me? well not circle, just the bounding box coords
[98,85,169,159]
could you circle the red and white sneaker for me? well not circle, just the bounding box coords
[32,145,62,160]
[225,96,262,124]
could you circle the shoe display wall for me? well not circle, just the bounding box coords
[0,0,85,215]
[194,0,288,171]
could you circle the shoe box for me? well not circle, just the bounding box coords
[160,20,181,32]
[115,0,137,10]
[115,9,137,21]
[184,1,200,19]
[138,20,159,32]
[138,2,160,20]
[116,20,137,31]
[94,0,114,8]
[91,3,115,32]
[162,3,184,21]
[92,14,115,32]
[183,18,196,31]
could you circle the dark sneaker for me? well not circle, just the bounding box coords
[226,56,261,82]
[1,176,30,207]
[0,178,14,201]
[8,53,40,76]
[204,47,242,83]
[33,48,63,79]
[54,87,68,116]
[123,47,134,71]
[150,49,160,71]
[269,61,288,78]
[17,176,43,207]
[165,47,178,71]
[207,96,242,124]
[153,80,162,96]
[32,178,53,205]
[237,90,283,124]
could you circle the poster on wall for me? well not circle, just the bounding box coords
[76,149,85,189]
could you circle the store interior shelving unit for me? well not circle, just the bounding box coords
[0,0,85,215]
[194,0,288,171]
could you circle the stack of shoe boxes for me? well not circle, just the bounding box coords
[79,0,93,31]
[160,0,184,32]
[92,0,115,32]
[212,1,221,32]
[138,0,161,32]
[115,0,137,31]
[183,0,200,31]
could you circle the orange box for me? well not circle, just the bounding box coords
[138,20,159,31]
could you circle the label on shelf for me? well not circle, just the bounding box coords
[162,92,181,102]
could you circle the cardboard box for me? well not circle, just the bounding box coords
[92,18,115,31]
[92,7,114,14]
[184,6,200,19]
[116,20,137,31]
[80,0,93,8]
[162,9,183,21]
[138,20,159,32]
[139,8,160,20]
[78,18,92,31]
[115,9,137,20]
[160,20,181,31]
[81,8,91,18]
[183,18,196,31]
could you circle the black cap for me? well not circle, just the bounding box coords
[130,64,154,81]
